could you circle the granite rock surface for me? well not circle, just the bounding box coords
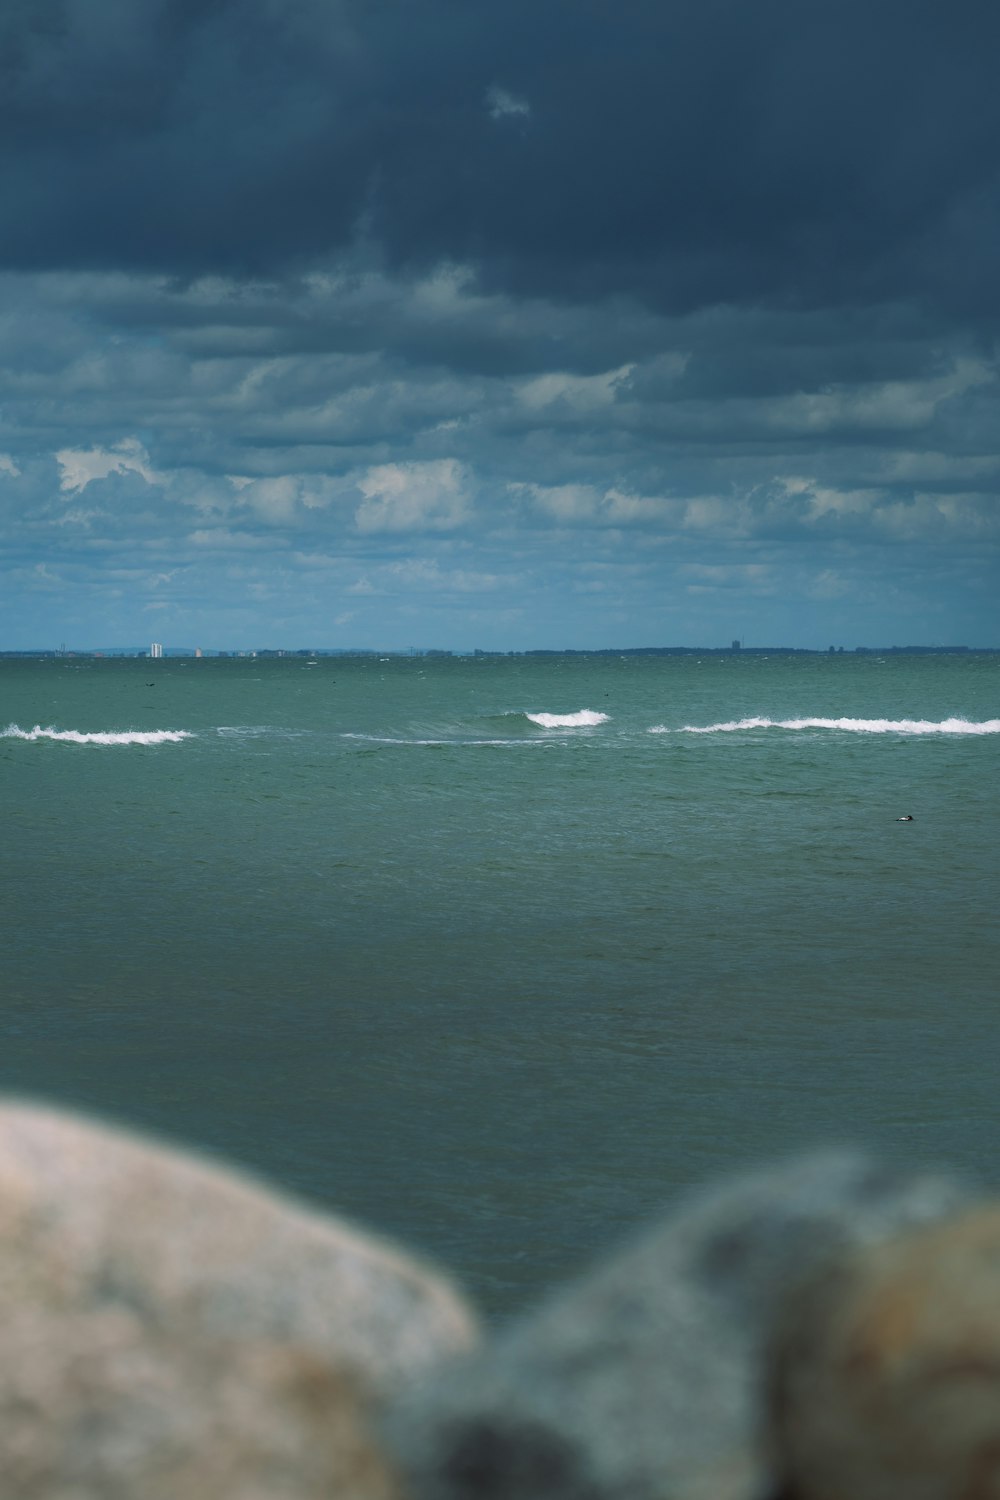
[770,1204,1000,1500]
[0,1098,478,1498]
[2,1097,992,1500]
[387,1152,972,1500]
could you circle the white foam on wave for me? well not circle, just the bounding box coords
[215,725,305,739]
[525,709,610,729]
[2,723,193,746]
[649,716,1000,736]
[342,732,552,748]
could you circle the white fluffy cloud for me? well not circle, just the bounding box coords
[226,473,341,524]
[56,437,162,493]
[355,459,472,533]
[516,365,633,413]
[514,482,677,527]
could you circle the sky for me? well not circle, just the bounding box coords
[1,0,998,651]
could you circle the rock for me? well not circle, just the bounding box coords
[0,1098,479,1498]
[387,1152,971,1500]
[0,1311,400,1499]
[769,1204,1000,1500]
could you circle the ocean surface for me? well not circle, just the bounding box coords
[2,650,998,1316]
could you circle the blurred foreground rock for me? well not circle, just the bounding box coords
[3,1097,997,1500]
[0,1099,478,1498]
[387,1153,972,1500]
[771,1205,1000,1500]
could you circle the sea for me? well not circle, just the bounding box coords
[1,649,997,1317]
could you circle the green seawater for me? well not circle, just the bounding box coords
[1,651,998,1314]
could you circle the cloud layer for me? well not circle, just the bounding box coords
[0,1,997,648]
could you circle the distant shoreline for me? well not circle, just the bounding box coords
[1,645,995,661]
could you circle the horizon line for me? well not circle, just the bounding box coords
[0,643,995,659]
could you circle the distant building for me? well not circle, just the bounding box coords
[150,642,163,659]
[731,639,741,651]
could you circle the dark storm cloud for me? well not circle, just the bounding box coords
[51,264,673,377]
[3,0,999,319]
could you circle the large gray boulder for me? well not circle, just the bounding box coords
[388,1152,972,1500]
[0,1098,478,1498]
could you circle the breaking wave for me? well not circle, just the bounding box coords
[648,716,1000,736]
[524,709,610,729]
[2,723,193,746]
